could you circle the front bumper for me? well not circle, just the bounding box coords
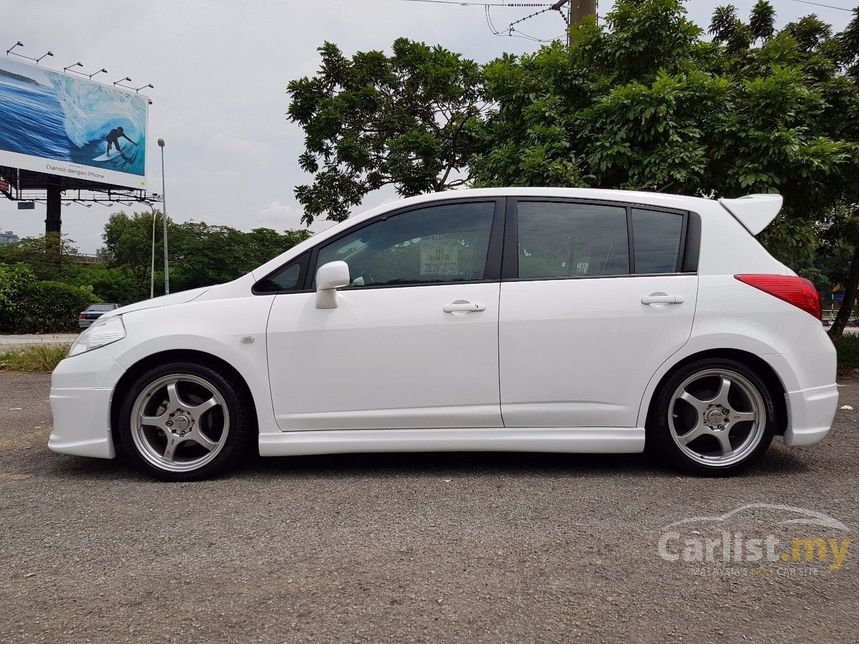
[782,383,839,447]
[49,387,115,458]
[48,347,125,459]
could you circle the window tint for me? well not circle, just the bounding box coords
[632,209,683,273]
[315,202,495,288]
[517,202,629,278]
[253,254,306,293]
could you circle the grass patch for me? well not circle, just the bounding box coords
[0,344,70,372]
[833,332,858,370]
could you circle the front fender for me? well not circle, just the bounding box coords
[107,294,280,435]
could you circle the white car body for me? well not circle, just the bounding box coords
[49,188,838,473]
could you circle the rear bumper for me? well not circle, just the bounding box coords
[782,383,839,447]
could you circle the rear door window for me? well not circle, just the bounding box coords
[516,201,630,278]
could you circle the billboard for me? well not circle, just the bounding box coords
[0,56,147,189]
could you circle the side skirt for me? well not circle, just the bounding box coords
[258,427,645,457]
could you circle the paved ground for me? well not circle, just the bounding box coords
[0,372,856,643]
[0,334,78,351]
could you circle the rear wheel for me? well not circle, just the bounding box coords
[650,358,775,475]
[117,362,251,481]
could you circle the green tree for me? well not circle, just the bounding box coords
[749,0,776,42]
[288,38,487,224]
[102,211,160,301]
[168,222,312,290]
[102,211,312,298]
[63,264,140,305]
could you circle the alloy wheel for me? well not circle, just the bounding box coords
[667,368,766,467]
[129,373,230,473]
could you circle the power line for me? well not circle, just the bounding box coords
[397,0,586,45]
[484,3,567,42]
[791,0,855,11]
[507,5,557,29]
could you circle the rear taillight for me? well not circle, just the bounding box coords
[78,312,85,320]
[735,274,821,320]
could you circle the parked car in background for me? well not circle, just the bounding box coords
[50,188,838,480]
[78,303,120,329]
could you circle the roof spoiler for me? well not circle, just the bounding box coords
[718,194,783,235]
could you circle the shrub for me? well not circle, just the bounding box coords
[0,263,39,331]
[0,265,100,333]
[834,333,858,370]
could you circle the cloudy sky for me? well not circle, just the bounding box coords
[1,0,854,252]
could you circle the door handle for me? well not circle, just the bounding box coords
[641,293,685,305]
[443,300,487,314]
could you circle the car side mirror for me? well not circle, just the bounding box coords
[315,261,350,309]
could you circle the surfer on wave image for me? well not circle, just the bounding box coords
[104,126,137,161]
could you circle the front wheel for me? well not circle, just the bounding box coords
[117,362,252,481]
[649,358,775,475]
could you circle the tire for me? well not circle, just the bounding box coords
[649,358,775,475]
[117,361,252,481]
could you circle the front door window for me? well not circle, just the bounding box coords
[315,202,496,288]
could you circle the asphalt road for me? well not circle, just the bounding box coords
[0,372,857,643]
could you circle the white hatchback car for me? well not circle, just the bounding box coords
[49,188,838,480]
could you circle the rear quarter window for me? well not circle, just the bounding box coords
[631,208,684,274]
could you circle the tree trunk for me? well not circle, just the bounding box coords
[828,246,858,340]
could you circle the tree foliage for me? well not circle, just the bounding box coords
[0,234,79,280]
[0,214,312,331]
[474,1,856,201]
[288,39,487,224]
[101,212,312,300]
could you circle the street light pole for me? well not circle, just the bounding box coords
[149,201,157,299]
[157,138,170,294]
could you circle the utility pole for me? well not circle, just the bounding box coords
[552,0,597,46]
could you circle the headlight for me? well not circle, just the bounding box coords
[68,315,126,356]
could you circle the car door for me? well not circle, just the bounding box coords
[264,198,505,431]
[499,198,699,428]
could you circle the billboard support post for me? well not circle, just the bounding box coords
[45,187,61,234]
